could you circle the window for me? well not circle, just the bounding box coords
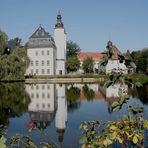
[31,61,33,66]
[47,69,50,74]
[35,51,38,56]
[41,50,44,55]
[47,104,50,108]
[42,104,45,108]
[36,69,38,74]
[47,50,50,55]
[41,69,44,74]
[42,93,45,98]
[36,93,39,98]
[47,93,50,98]
[42,60,44,66]
[47,60,50,66]
[36,61,39,66]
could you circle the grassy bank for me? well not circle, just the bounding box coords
[127,73,148,84]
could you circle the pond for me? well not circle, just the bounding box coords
[0,82,148,147]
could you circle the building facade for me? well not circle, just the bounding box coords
[26,13,66,76]
[77,52,103,73]
[99,41,128,74]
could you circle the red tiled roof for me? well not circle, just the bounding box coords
[111,46,122,60]
[77,52,103,61]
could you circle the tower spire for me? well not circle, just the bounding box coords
[55,12,64,28]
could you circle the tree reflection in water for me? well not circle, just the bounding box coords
[0,83,30,129]
[128,83,148,105]
[66,85,81,112]
[82,84,95,101]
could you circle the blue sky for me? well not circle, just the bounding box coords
[0,0,148,52]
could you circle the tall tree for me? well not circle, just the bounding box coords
[82,57,94,73]
[66,56,80,73]
[66,40,80,57]
[131,49,148,73]
[0,46,29,80]
[0,29,8,55]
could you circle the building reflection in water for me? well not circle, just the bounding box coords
[99,83,128,113]
[55,84,67,143]
[25,83,67,143]
[25,83,128,143]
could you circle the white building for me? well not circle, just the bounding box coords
[99,41,128,74]
[26,13,66,76]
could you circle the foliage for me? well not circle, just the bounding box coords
[66,40,81,57]
[66,56,80,73]
[82,84,95,101]
[131,49,148,74]
[0,46,29,80]
[128,83,148,105]
[82,57,94,73]
[67,85,80,101]
[0,136,6,148]
[0,29,8,55]
[80,42,148,147]
[0,83,30,126]
[80,104,148,147]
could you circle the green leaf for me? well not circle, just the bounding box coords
[133,135,138,144]
[79,136,88,144]
[0,136,6,148]
[110,125,117,130]
[112,101,119,107]
[143,121,148,129]
[135,82,142,87]
[130,62,136,69]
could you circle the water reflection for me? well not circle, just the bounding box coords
[0,82,147,146]
[25,84,67,143]
[0,83,30,133]
[99,83,128,113]
[25,84,56,130]
[55,84,67,143]
[128,83,148,104]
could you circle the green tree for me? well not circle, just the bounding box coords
[0,46,29,80]
[131,49,148,73]
[82,57,94,73]
[0,29,8,55]
[66,40,80,57]
[66,56,80,73]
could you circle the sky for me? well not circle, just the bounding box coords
[0,0,148,52]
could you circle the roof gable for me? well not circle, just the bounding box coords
[29,25,49,39]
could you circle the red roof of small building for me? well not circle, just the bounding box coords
[77,52,103,62]
[111,45,122,60]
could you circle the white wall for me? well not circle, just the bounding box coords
[106,60,128,74]
[54,28,66,75]
[26,47,55,75]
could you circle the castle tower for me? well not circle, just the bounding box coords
[54,12,67,75]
